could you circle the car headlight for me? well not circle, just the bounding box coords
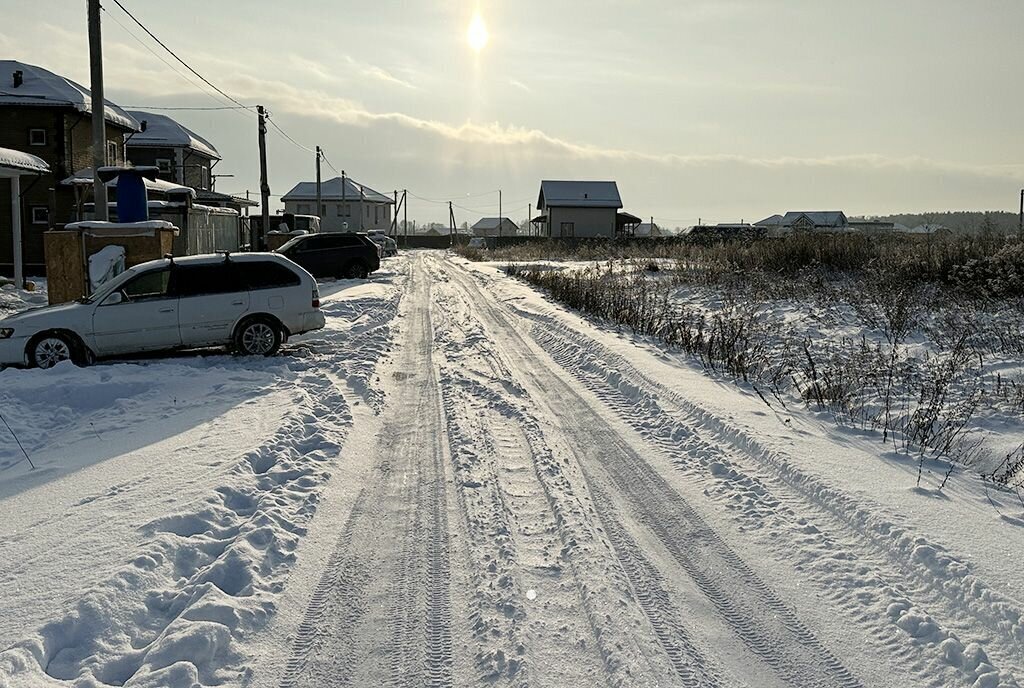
[0,328,13,339]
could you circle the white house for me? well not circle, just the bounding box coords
[535,180,622,238]
[471,217,518,237]
[281,176,395,233]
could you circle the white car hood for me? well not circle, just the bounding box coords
[1,301,93,333]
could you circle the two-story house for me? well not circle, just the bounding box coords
[125,110,219,191]
[281,176,395,233]
[0,60,138,275]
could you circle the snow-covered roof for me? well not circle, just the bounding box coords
[282,176,394,204]
[61,168,196,198]
[781,211,848,227]
[0,147,49,174]
[0,61,138,130]
[126,111,220,159]
[65,220,177,231]
[538,181,622,209]
[471,217,516,230]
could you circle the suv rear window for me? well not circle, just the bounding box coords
[236,261,301,290]
[172,263,245,297]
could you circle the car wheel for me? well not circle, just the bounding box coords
[28,332,87,369]
[234,317,281,357]
[345,261,369,279]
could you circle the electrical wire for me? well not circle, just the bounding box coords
[265,114,315,154]
[121,104,253,111]
[107,0,253,112]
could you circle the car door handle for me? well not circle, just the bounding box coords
[232,301,244,306]
[159,307,175,313]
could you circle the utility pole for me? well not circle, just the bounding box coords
[1019,189,1023,240]
[449,201,455,247]
[498,189,502,239]
[315,146,322,223]
[528,203,531,237]
[257,105,270,251]
[403,189,408,248]
[87,0,108,221]
[392,190,398,236]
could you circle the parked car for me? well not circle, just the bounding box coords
[0,253,324,369]
[366,230,398,257]
[275,233,380,279]
[467,237,487,250]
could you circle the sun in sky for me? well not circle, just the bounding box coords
[467,12,489,52]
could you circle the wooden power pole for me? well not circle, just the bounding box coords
[1019,189,1023,240]
[315,145,322,222]
[257,105,270,251]
[403,189,408,247]
[449,201,455,247]
[87,0,108,221]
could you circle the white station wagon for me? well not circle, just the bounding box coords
[0,253,325,369]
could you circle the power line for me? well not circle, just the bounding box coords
[121,104,253,111]
[265,114,315,154]
[320,150,342,177]
[107,0,253,112]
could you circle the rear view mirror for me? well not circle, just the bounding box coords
[101,291,124,306]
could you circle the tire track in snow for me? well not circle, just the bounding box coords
[433,257,742,687]
[278,256,453,688]
[520,307,1024,688]
[441,255,864,688]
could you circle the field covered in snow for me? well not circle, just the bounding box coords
[2,251,1023,688]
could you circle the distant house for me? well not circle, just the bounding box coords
[535,180,623,238]
[895,223,953,239]
[281,176,395,233]
[126,111,219,191]
[848,219,896,234]
[755,211,850,235]
[471,217,518,237]
[634,222,662,237]
[0,60,139,275]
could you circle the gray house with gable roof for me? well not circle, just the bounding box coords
[535,180,622,238]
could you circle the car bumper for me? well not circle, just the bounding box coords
[0,336,29,367]
[302,311,326,333]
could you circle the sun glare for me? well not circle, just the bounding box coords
[468,13,489,52]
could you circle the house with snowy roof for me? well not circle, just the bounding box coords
[471,217,518,237]
[0,60,139,275]
[534,180,624,238]
[281,175,395,233]
[126,111,219,191]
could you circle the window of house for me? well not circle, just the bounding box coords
[375,206,380,224]
[28,129,46,146]
[365,205,370,219]
[106,141,118,165]
[200,166,209,190]
[296,203,311,215]
[155,158,172,175]
[560,222,575,237]
[30,206,49,225]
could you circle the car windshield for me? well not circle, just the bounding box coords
[84,267,139,303]
[276,236,308,253]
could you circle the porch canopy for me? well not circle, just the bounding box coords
[617,211,642,234]
[0,147,50,287]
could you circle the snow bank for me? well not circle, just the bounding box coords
[0,258,410,687]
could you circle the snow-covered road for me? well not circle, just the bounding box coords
[2,252,1023,687]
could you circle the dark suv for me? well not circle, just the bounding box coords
[274,233,381,279]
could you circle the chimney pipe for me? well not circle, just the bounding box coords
[12,70,23,88]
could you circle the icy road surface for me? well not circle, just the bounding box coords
[2,252,1022,687]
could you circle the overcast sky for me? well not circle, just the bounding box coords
[3,0,1023,225]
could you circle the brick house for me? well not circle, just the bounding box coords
[0,61,138,276]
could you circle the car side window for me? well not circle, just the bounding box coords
[121,268,172,302]
[172,264,244,298]
[237,262,301,290]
